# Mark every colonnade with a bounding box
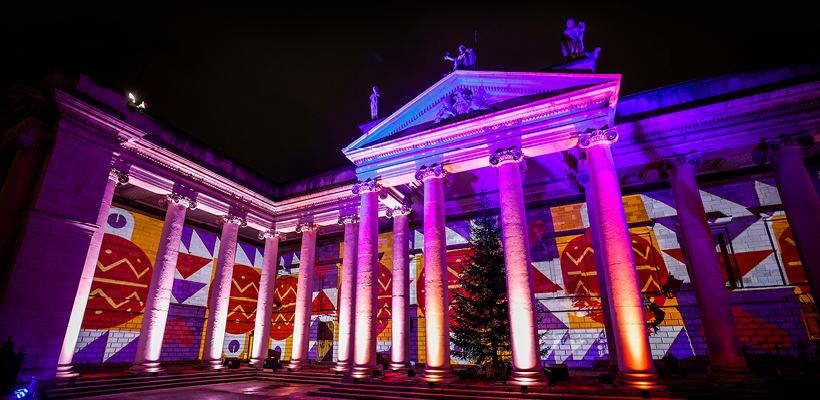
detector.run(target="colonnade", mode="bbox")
[52,130,820,388]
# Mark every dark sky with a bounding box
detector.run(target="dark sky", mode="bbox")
[3,2,818,183]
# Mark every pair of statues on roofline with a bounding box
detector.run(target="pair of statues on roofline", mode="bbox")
[367,18,600,120]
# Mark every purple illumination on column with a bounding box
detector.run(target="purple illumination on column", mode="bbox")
[389,205,412,372]
[579,174,619,372]
[580,129,663,390]
[57,168,128,378]
[759,134,820,301]
[491,149,548,386]
[334,214,358,373]
[130,192,196,374]
[665,153,753,382]
[416,165,458,384]
[289,222,322,371]
[352,180,380,378]
[201,214,244,371]
[250,229,284,368]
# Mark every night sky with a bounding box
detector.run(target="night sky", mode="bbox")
[3,2,818,183]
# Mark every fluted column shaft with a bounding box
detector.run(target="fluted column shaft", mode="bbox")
[582,182,619,371]
[492,151,547,386]
[765,140,820,299]
[416,166,457,384]
[57,169,127,378]
[334,216,359,372]
[131,193,195,374]
[666,155,752,380]
[201,215,243,370]
[390,208,412,371]
[580,130,661,390]
[289,224,320,370]
[250,230,283,368]
[352,187,379,378]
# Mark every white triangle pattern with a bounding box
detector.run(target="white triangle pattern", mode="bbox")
[102,332,139,362]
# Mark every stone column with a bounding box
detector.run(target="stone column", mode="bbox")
[0,133,45,293]
[288,222,322,371]
[56,168,128,379]
[755,133,820,300]
[352,180,381,378]
[578,173,619,372]
[415,165,457,384]
[250,229,285,368]
[201,214,245,371]
[578,129,662,390]
[488,149,547,386]
[388,205,412,372]
[130,193,197,374]
[663,153,753,382]
[334,214,359,373]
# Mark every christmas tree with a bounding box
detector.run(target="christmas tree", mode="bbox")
[450,191,511,366]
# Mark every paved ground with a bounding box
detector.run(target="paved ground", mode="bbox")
[77,382,335,400]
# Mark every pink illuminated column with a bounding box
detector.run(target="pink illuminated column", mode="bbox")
[201,214,245,371]
[288,222,323,371]
[757,134,820,300]
[578,173,619,372]
[352,180,381,378]
[664,153,753,381]
[489,149,547,386]
[579,129,662,390]
[250,229,285,368]
[56,168,128,378]
[415,165,457,384]
[130,193,197,374]
[335,214,359,373]
[388,205,412,372]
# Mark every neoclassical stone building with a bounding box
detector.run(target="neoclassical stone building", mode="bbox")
[2,56,819,389]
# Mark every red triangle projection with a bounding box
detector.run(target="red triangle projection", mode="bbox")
[662,248,774,283]
[176,252,213,279]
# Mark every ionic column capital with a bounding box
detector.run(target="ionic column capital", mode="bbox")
[489,147,526,171]
[577,172,591,188]
[217,214,247,227]
[386,204,414,219]
[337,214,359,225]
[414,164,452,185]
[295,222,324,234]
[15,133,38,150]
[752,132,815,165]
[657,152,703,179]
[258,229,285,241]
[108,167,130,184]
[577,128,618,148]
[159,192,197,210]
[352,179,388,199]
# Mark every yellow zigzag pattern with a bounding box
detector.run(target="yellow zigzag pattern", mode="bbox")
[97,258,150,279]
[233,279,259,293]
[89,288,144,309]
[566,247,594,265]
[276,286,296,300]
[227,304,255,321]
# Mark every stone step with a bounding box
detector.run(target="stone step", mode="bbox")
[53,369,255,388]
[43,374,252,400]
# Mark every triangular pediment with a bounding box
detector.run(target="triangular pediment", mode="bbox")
[344,70,620,152]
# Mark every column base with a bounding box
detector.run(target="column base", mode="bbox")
[707,366,761,385]
[287,359,312,371]
[128,362,166,376]
[615,372,666,391]
[390,361,411,372]
[334,361,354,373]
[507,368,549,386]
[55,364,79,380]
[249,358,264,369]
[200,359,224,372]
[351,364,378,379]
[421,366,458,384]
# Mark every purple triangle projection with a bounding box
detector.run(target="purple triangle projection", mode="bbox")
[701,181,760,209]
[536,302,568,330]
[238,243,258,267]
[179,226,194,253]
[196,230,218,257]
[71,332,108,364]
[641,189,677,211]
[171,279,207,304]
[105,336,139,363]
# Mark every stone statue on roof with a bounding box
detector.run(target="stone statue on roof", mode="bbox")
[444,45,477,73]
[561,19,585,60]
[370,86,380,120]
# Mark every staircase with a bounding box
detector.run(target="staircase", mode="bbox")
[42,369,342,399]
